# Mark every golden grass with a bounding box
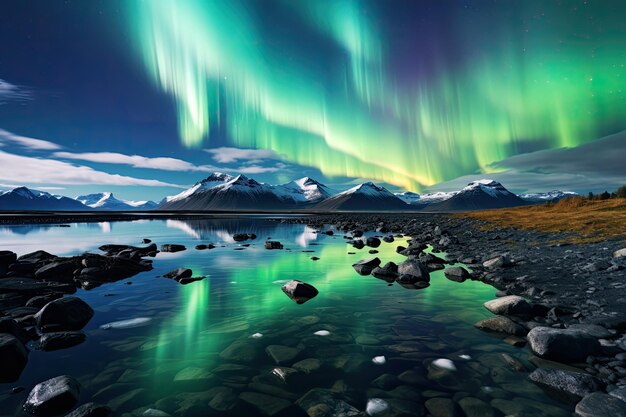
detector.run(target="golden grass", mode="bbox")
[459,197,626,243]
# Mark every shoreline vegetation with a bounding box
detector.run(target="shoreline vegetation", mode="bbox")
[462,197,626,244]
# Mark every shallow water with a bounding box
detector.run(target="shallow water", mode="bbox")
[0,218,573,416]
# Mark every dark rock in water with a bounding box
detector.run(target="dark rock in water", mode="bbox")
[39,332,86,351]
[239,391,291,416]
[382,235,394,243]
[266,345,300,365]
[233,233,255,242]
[352,230,364,237]
[366,237,381,248]
[35,260,78,282]
[0,277,74,296]
[418,253,446,264]
[178,277,205,285]
[142,238,151,244]
[575,392,626,417]
[163,268,192,280]
[0,250,17,275]
[425,397,459,417]
[322,230,334,236]
[17,250,56,264]
[527,327,601,362]
[352,257,381,275]
[567,324,612,339]
[371,262,399,282]
[296,388,365,417]
[397,259,430,282]
[444,267,469,282]
[396,245,406,253]
[0,333,28,382]
[474,316,527,336]
[483,255,513,269]
[352,240,365,249]
[160,244,186,253]
[23,375,81,416]
[195,244,208,250]
[78,254,153,284]
[219,340,259,363]
[99,243,157,257]
[36,297,94,332]
[281,280,318,304]
[64,402,111,417]
[0,317,30,342]
[483,295,532,316]
[458,397,496,417]
[529,368,604,401]
[26,294,63,309]
[265,241,284,250]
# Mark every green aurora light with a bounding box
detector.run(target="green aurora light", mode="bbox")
[127,0,626,191]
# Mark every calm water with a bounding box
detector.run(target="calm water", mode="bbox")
[0,218,572,416]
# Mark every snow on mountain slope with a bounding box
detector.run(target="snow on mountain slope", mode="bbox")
[274,177,335,204]
[164,172,235,204]
[76,192,158,210]
[0,187,89,211]
[426,179,526,211]
[314,182,409,211]
[395,191,457,206]
[520,190,579,203]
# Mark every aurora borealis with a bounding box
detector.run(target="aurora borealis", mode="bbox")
[127,0,626,191]
[0,0,625,198]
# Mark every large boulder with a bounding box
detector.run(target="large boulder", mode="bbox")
[36,297,94,332]
[163,268,192,280]
[64,402,111,417]
[474,316,527,336]
[444,267,469,282]
[366,237,381,248]
[23,375,81,416]
[296,388,365,417]
[0,333,28,382]
[281,280,318,304]
[352,257,381,276]
[613,248,626,258]
[529,368,604,401]
[397,259,430,282]
[0,250,17,275]
[39,332,86,351]
[575,392,626,417]
[160,244,186,253]
[527,327,601,362]
[371,262,398,281]
[483,295,531,316]
[483,255,512,269]
[35,260,78,281]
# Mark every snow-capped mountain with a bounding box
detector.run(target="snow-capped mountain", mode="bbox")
[274,177,335,204]
[0,187,89,211]
[159,173,292,210]
[314,182,409,211]
[520,190,579,203]
[426,179,526,211]
[395,191,457,206]
[76,193,158,210]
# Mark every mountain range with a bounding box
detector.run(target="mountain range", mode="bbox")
[0,174,578,212]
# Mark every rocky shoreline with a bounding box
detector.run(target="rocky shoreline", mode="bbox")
[1,213,625,416]
[277,213,626,415]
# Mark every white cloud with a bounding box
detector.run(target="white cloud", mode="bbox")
[205,147,279,163]
[0,150,185,188]
[0,79,31,104]
[0,129,61,150]
[238,165,281,174]
[53,151,219,172]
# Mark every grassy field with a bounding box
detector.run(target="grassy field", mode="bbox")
[461,197,626,243]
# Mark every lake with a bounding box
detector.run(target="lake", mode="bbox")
[0,217,573,416]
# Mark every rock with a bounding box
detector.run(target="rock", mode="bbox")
[281,280,318,304]
[0,250,17,274]
[163,268,192,280]
[64,402,111,417]
[17,250,56,264]
[36,297,94,332]
[35,260,78,281]
[177,276,205,285]
[444,267,469,282]
[483,295,531,316]
[529,368,604,401]
[239,392,291,416]
[296,388,364,417]
[0,317,30,342]
[457,397,496,417]
[39,332,86,351]
[527,327,601,362]
[0,333,28,382]
[266,345,300,365]
[366,237,381,248]
[233,233,254,242]
[503,335,526,347]
[371,262,398,281]
[610,388,626,403]
[265,241,284,249]
[352,257,381,275]
[160,244,186,253]
[425,397,459,417]
[23,375,81,416]
[293,358,321,374]
[397,259,430,282]
[219,340,258,363]
[614,248,626,258]
[352,240,365,249]
[382,235,394,243]
[568,324,612,339]
[173,367,212,383]
[575,392,626,417]
[474,316,527,336]
[482,255,512,269]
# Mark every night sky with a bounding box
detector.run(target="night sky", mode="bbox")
[1,0,625,201]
